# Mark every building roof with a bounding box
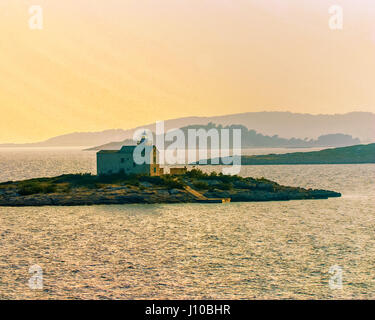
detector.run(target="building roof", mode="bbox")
[97,150,119,154]
[97,145,154,154]
[119,145,137,153]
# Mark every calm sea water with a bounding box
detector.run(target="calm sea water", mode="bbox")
[0,148,374,299]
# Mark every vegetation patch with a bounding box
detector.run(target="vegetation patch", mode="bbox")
[0,168,342,206]
[193,181,209,190]
[18,182,57,196]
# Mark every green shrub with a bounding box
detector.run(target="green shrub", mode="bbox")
[61,185,72,193]
[216,174,237,183]
[139,175,164,185]
[158,175,185,189]
[54,173,97,187]
[18,185,43,196]
[193,181,209,190]
[186,169,208,179]
[0,181,14,186]
[18,183,57,195]
[216,182,233,190]
[44,185,57,193]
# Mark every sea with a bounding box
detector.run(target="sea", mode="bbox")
[0,147,374,299]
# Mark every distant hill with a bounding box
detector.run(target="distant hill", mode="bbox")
[198,143,375,165]
[88,123,360,150]
[0,111,373,147]
[207,111,375,142]
[0,129,128,148]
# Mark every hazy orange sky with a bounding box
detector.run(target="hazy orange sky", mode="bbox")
[0,0,374,143]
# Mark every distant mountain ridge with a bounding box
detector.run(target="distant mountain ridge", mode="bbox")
[0,111,373,148]
[87,123,360,150]
[0,129,127,148]
[208,111,375,142]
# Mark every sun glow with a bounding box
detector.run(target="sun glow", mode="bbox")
[0,0,374,143]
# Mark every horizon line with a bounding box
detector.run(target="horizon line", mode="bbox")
[0,110,373,145]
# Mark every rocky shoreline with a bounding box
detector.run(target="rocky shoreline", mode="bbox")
[0,171,341,207]
[0,185,197,206]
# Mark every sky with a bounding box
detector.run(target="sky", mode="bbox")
[0,0,374,143]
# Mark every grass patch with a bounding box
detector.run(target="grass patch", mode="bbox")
[193,181,209,190]
[216,182,233,190]
[6,169,279,197]
[18,183,57,196]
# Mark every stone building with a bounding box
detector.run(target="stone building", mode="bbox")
[97,140,163,176]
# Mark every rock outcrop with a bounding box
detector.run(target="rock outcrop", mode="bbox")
[0,171,341,207]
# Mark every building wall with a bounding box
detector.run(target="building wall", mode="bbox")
[97,152,151,175]
[97,146,161,176]
[150,163,163,176]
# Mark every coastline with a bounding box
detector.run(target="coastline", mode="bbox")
[195,143,375,165]
[0,171,341,207]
